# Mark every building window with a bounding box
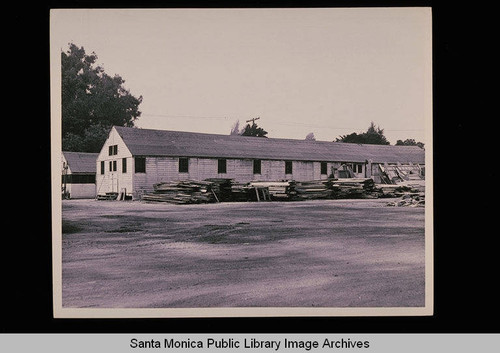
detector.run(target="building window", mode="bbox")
[100,161,104,175]
[122,158,127,173]
[109,161,113,172]
[321,162,328,175]
[179,157,189,173]
[64,174,96,184]
[135,157,146,173]
[285,161,293,174]
[62,174,96,184]
[113,160,117,171]
[253,159,261,174]
[218,159,227,174]
[353,164,362,173]
[108,145,118,156]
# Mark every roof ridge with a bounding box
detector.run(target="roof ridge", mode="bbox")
[114,125,423,149]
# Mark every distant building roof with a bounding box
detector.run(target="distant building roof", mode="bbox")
[62,151,98,174]
[114,126,425,164]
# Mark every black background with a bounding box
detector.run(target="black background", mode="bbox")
[3,0,498,334]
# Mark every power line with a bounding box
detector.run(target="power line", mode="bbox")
[141,113,424,132]
[269,121,424,132]
[142,113,229,120]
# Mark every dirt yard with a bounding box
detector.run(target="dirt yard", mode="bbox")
[61,199,425,308]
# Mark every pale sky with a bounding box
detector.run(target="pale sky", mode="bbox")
[50,8,432,144]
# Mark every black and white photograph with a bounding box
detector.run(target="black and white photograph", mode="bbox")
[50,7,433,318]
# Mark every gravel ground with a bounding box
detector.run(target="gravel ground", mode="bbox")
[61,198,425,308]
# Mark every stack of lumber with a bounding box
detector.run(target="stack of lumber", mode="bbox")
[375,179,425,198]
[330,178,378,199]
[374,184,411,198]
[96,192,118,200]
[398,179,425,192]
[204,178,233,202]
[248,181,297,201]
[289,178,381,200]
[294,180,333,200]
[142,180,216,204]
[379,164,423,184]
[230,183,251,202]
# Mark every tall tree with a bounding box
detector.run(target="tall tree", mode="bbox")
[61,43,143,152]
[305,132,316,141]
[240,121,268,137]
[396,138,425,149]
[230,120,241,135]
[335,122,390,145]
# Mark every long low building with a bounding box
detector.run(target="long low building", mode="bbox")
[96,126,425,200]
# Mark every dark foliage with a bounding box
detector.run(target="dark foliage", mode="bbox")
[61,43,143,152]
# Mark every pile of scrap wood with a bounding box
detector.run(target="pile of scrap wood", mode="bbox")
[230,183,251,202]
[294,179,332,200]
[248,181,297,201]
[204,178,233,202]
[386,193,425,207]
[139,177,425,204]
[142,180,217,204]
[96,192,118,200]
[379,164,423,184]
[331,178,379,199]
[270,178,383,201]
[375,179,425,198]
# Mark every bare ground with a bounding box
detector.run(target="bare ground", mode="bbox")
[61,199,425,308]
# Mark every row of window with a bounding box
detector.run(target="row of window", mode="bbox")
[100,157,147,174]
[100,159,129,174]
[62,174,96,184]
[348,163,363,174]
[100,158,360,175]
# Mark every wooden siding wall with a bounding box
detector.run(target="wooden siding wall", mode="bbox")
[96,128,133,196]
[133,157,176,197]
[133,158,355,198]
[65,184,96,199]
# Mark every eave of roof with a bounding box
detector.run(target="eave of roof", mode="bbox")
[62,151,99,173]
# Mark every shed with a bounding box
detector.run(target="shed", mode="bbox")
[62,151,98,199]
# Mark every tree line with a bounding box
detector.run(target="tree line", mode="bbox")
[61,43,423,152]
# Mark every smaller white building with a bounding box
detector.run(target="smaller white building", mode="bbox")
[62,151,98,199]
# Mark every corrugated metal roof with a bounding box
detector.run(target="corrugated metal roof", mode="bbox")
[62,151,98,174]
[114,126,425,164]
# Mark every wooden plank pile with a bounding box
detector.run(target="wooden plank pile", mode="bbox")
[230,183,252,202]
[139,177,425,204]
[96,192,118,200]
[330,178,378,199]
[142,180,217,204]
[294,179,333,200]
[379,164,423,184]
[248,181,297,201]
[204,178,233,202]
[375,184,412,198]
[386,193,425,207]
[375,180,425,198]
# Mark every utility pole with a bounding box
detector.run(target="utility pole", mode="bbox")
[246,117,260,125]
